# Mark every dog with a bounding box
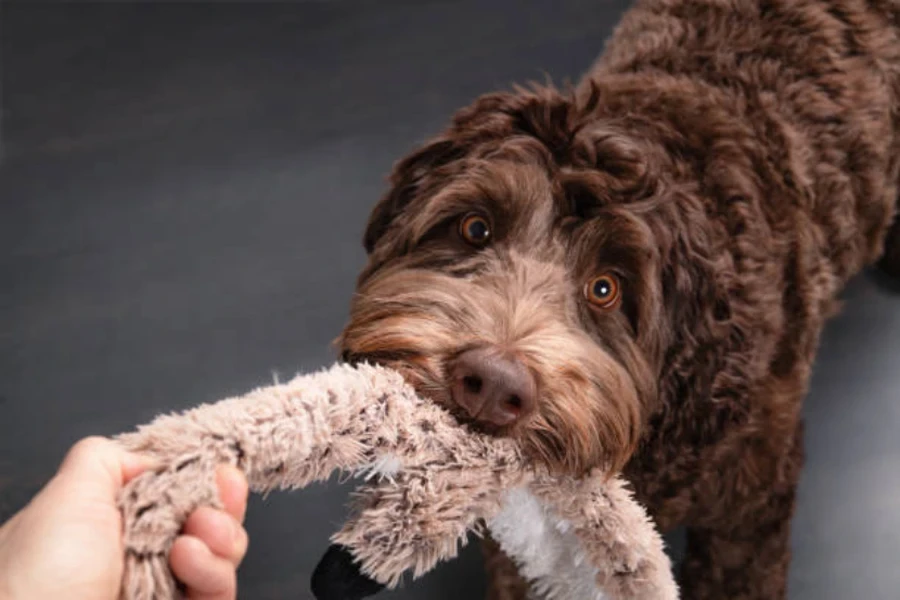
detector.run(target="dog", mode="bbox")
[337,0,900,598]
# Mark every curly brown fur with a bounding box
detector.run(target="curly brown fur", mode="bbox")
[880,217,900,278]
[339,0,900,598]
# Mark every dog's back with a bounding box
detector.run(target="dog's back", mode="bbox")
[589,0,900,283]
[565,2,900,596]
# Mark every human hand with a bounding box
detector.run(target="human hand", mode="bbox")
[0,436,249,600]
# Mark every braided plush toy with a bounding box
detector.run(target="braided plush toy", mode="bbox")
[114,362,678,600]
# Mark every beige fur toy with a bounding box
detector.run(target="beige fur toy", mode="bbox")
[114,362,677,600]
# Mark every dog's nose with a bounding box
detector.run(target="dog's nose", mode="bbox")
[450,347,537,427]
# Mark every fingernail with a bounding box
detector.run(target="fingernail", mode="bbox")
[120,452,159,482]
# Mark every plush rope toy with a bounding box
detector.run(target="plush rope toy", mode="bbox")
[114,362,678,600]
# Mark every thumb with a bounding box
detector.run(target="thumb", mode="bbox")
[51,437,154,500]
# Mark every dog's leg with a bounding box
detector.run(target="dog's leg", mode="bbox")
[678,421,805,600]
[877,212,900,279]
[481,536,529,600]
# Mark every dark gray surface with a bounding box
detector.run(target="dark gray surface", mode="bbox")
[1,2,897,599]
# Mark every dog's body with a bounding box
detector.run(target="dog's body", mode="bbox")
[339,1,900,598]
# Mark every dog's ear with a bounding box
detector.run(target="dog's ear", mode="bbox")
[452,86,575,158]
[567,124,659,203]
[363,137,462,254]
[362,85,576,254]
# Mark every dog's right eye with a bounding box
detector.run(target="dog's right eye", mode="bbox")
[585,273,621,310]
[458,213,492,247]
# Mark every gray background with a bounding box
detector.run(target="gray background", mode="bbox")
[1,1,898,598]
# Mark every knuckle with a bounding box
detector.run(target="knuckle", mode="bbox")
[67,436,112,460]
[233,527,249,564]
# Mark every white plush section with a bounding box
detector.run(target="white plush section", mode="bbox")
[356,452,404,482]
[488,486,606,600]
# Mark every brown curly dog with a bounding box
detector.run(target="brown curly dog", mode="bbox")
[338,0,900,598]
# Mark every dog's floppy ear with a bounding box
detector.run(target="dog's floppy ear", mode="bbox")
[362,84,575,254]
[567,124,659,202]
[363,137,463,254]
[452,85,575,159]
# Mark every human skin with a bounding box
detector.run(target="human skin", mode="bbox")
[0,436,250,600]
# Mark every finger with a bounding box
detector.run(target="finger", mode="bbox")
[54,436,154,497]
[121,451,158,483]
[182,507,248,566]
[215,465,248,523]
[170,535,237,600]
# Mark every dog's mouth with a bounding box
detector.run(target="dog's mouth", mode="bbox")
[340,346,639,476]
[340,349,513,434]
[339,349,443,399]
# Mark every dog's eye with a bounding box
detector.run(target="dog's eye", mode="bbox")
[459,213,492,246]
[585,273,621,309]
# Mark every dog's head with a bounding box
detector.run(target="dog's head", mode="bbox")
[338,84,708,476]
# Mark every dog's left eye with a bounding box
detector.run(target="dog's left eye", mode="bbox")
[459,213,492,247]
[585,273,621,310]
